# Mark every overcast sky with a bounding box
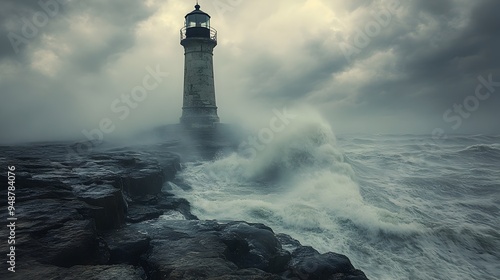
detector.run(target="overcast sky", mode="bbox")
[0,0,499,143]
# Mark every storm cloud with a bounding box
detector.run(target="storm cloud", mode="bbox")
[1,0,499,143]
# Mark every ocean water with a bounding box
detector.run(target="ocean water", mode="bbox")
[170,116,500,280]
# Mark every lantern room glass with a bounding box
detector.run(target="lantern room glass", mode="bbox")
[186,14,210,28]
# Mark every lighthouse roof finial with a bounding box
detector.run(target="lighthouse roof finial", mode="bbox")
[185,1,210,19]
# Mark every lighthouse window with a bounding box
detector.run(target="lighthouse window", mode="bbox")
[186,14,210,28]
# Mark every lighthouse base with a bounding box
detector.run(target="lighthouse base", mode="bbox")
[180,107,220,129]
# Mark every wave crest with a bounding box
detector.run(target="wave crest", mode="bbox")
[179,108,423,236]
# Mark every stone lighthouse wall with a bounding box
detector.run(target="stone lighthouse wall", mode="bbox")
[180,38,220,128]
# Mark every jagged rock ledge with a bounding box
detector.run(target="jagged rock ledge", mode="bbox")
[0,142,368,280]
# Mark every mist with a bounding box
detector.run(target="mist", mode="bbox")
[1,0,499,144]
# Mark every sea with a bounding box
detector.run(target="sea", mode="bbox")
[169,114,500,280]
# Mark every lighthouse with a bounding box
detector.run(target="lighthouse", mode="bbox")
[179,3,220,128]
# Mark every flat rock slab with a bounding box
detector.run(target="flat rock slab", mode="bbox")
[126,204,165,223]
[7,262,145,280]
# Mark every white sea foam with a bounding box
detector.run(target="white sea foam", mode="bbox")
[171,108,499,280]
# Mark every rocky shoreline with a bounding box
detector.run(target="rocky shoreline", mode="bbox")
[0,141,368,279]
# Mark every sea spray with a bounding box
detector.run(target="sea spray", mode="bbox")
[169,109,500,279]
[171,108,431,280]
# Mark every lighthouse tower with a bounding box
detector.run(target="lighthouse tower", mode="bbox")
[179,3,220,128]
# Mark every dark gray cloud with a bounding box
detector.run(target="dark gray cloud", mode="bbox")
[238,0,500,134]
[0,0,156,143]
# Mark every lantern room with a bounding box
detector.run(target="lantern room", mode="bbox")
[182,4,216,40]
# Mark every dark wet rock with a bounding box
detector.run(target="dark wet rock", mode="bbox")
[74,184,127,230]
[131,194,160,205]
[221,222,291,273]
[139,220,237,279]
[276,233,302,252]
[158,154,182,181]
[168,178,193,191]
[121,167,165,197]
[12,198,87,235]
[156,195,198,220]
[106,152,180,198]
[9,218,107,267]
[8,261,145,280]
[155,195,189,209]
[0,177,74,205]
[125,192,197,221]
[0,142,368,279]
[126,204,164,223]
[209,269,282,280]
[286,246,368,280]
[38,219,107,267]
[0,195,112,268]
[66,264,146,279]
[103,227,151,265]
[0,145,182,272]
[130,220,367,279]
